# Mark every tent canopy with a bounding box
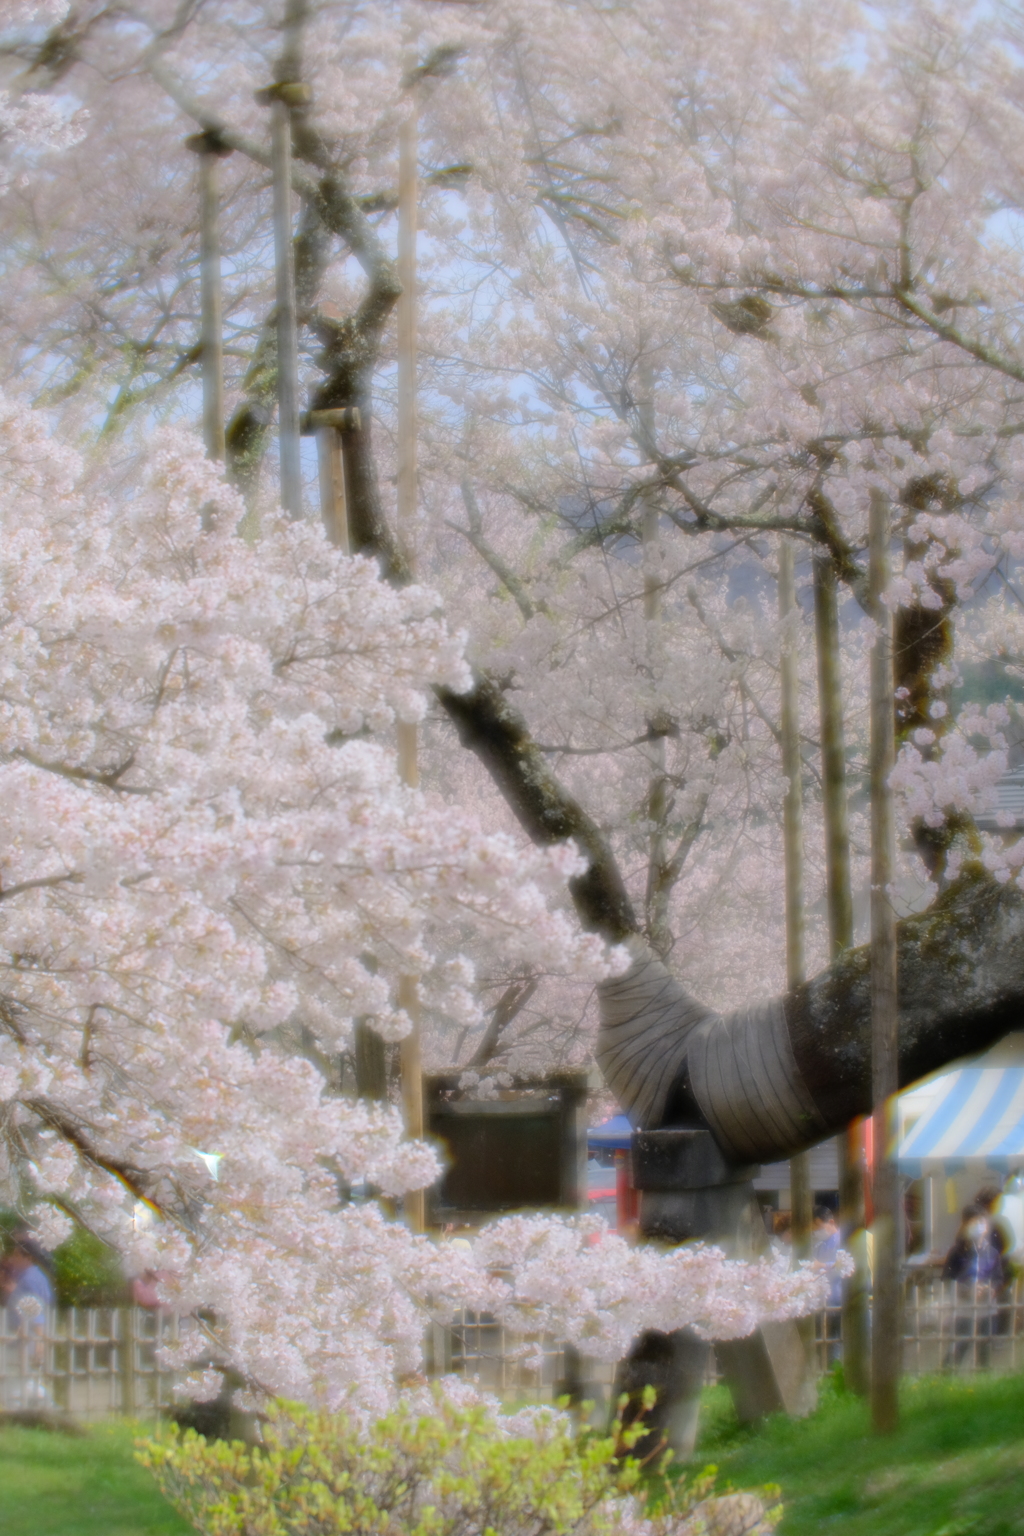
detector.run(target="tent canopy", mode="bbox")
[898,1068,1024,1177]
[587,1114,632,1151]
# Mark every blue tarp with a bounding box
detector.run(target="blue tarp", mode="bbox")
[587,1114,632,1150]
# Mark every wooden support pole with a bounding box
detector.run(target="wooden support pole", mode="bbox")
[311,407,360,554]
[397,101,424,1232]
[813,554,854,955]
[639,366,671,959]
[185,132,232,462]
[868,488,900,1432]
[258,84,308,519]
[310,405,386,1100]
[397,109,418,561]
[813,550,870,1394]
[779,541,811,1258]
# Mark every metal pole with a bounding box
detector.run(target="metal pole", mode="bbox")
[186,133,231,462]
[397,100,424,1231]
[814,550,871,1395]
[868,488,900,1432]
[259,86,307,518]
[779,541,812,1258]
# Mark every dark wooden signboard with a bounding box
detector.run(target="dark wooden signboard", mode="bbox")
[424,1072,588,1227]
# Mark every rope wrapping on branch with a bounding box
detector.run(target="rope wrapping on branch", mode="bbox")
[687,997,827,1162]
[596,938,716,1132]
[597,939,826,1163]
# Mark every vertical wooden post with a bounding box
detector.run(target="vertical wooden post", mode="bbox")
[311,406,359,554]
[639,365,671,959]
[397,108,418,564]
[779,541,812,1257]
[868,488,900,1432]
[310,403,386,1103]
[258,84,308,519]
[396,100,424,1231]
[813,554,854,952]
[119,1307,137,1417]
[186,132,232,462]
[200,150,225,463]
[813,550,870,1394]
[317,428,348,552]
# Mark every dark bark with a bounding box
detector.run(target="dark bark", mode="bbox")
[893,480,974,882]
[437,675,637,940]
[813,552,854,955]
[309,324,409,583]
[784,869,1024,1143]
[614,868,1023,1168]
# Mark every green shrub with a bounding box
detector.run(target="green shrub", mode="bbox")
[52,1226,126,1308]
[138,1393,781,1536]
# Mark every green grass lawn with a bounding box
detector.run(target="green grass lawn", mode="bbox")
[3,1375,1024,1536]
[690,1371,1024,1536]
[0,1418,193,1536]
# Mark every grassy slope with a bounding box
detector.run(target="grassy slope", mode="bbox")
[691,1372,1024,1536]
[3,1376,1024,1536]
[0,1419,192,1536]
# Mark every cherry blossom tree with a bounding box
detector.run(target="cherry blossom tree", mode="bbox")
[2,0,1024,1407]
[0,380,844,1409]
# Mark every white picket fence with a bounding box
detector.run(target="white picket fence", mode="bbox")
[4,1279,1024,1421]
[0,1307,188,1421]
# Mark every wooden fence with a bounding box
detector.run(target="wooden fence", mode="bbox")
[437,1277,1024,1401]
[4,1278,1023,1420]
[0,1307,187,1421]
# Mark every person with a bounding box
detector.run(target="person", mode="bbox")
[0,1227,55,1325]
[0,1227,55,1405]
[972,1186,1016,1337]
[771,1210,792,1247]
[941,1204,1003,1368]
[812,1205,843,1365]
[813,1205,840,1264]
[974,1186,1011,1259]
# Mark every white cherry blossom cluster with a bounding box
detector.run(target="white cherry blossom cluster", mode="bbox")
[0,399,645,1408]
[891,704,1010,833]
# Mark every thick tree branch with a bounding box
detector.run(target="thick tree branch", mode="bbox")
[600,869,1024,1161]
[437,675,637,940]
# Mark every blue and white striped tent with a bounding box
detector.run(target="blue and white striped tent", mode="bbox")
[898,1068,1024,1177]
